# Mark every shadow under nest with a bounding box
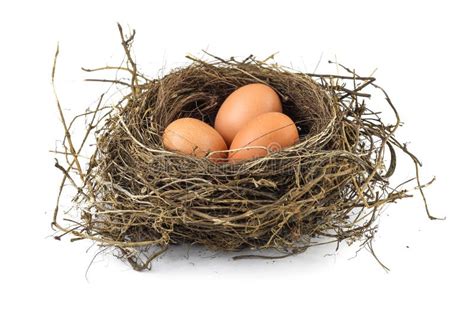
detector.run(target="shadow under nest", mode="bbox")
[52,27,432,271]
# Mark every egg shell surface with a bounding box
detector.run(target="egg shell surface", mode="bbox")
[214,83,282,146]
[163,118,227,160]
[229,112,299,162]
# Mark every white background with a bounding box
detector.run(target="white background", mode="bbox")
[1,0,473,315]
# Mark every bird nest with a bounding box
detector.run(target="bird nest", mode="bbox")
[52,25,433,271]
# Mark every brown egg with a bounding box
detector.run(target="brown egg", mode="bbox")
[229,112,299,163]
[214,83,282,146]
[163,118,227,161]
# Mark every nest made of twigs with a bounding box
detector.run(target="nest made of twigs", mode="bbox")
[52,25,433,271]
